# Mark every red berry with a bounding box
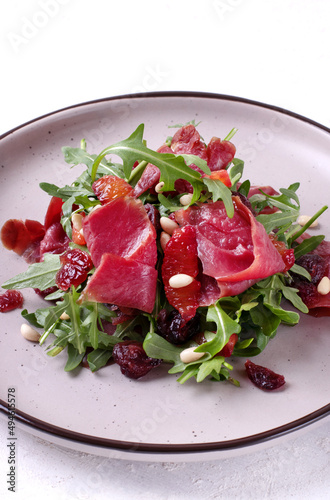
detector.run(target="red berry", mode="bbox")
[245,360,285,390]
[0,290,24,312]
[112,340,161,379]
[56,249,93,291]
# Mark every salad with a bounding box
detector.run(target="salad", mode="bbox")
[1,122,329,389]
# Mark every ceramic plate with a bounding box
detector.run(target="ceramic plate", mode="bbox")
[1,92,329,460]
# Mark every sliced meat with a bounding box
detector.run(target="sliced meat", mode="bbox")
[175,196,285,296]
[79,253,157,314]
[44,197,64,230]
[198,274,220,306]
[206,137,236,171]
[39,222,70,259]
[171,124,208,174]
[83,196,157,268]
[133,144,172,197]
[1,218,45,257]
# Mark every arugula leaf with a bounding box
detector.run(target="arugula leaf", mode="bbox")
[202,178,234,218]
[2,254,61,290]
[229,158,244,189]
[195,356,225,383]
[65,344,85,372]
[195,303,240,356]
[238,179,251,197]
[66,287,86,354]
[293,235,325,259]
[256,211,298,234]
[143,331,184,371]
[87,349,113,372]
[91,124,205,200]
[62,146,95,168]
[249,303,281,337]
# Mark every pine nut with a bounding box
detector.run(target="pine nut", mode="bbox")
[160,217,179,235]
[72,213,84,231]
[160,231,171,250]
[90,204,102,213]
[155,181,165,193]
[317,276,330,295]
[180,193,193,206]
[169,273,194,288]
[297,215,319,228]
[20,323,41,342]
[60,312,70,320]
[180,346,205,363]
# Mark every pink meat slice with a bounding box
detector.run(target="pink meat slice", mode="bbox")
[83,196,157,268]
[80,253,157,313]
[133,144,173,197]
[206,137,236,171]
[134,125,238,197]
[39,222,70,259]
[175,196,285,295]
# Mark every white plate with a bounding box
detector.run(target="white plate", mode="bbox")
[0,92,329,460]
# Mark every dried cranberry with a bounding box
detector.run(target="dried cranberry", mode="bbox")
[295,254,327,285]
[56,249,93,291]
[144,203,161,233]
[232,191,255,215]
[294,280,320,309]
[290,254,328,308]
[245,360,285,390]
[157,309,200,344]
[0,290,24,312]
[112,340,161,379]
[34,286,58,299]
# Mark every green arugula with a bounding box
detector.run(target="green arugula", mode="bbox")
[1,122,328,385]
[2,254,61,291]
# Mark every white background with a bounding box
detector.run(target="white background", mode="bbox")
[0,1,330,499]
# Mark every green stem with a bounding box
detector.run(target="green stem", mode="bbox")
[128,160,148,184]
[39,321,58,345]
[224,128,238,141]
[291,205,328,242]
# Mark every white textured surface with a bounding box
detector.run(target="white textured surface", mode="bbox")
[1,0,330,498]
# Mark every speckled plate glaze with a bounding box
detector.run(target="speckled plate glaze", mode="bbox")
[0,92,329,460]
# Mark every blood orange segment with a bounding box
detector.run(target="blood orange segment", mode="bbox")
[162,225,200,322]
[269,234,295,272]
[92,175,134,204]
[0,290,24,312]
[204,169,232,187]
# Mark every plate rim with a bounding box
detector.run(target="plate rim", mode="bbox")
[1,90,330,142]
[1,90,330,455]
[0,401,329,454]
